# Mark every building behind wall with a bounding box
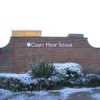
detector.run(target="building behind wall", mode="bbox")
[0,30,100,74]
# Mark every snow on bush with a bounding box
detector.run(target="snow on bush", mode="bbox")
[0,73,33,84]
[0,63,82,86]
[85,74,100,83]
[48,75,62,82]
[53,62,82,75]
[1,63,100,91]
[84,74,100,86]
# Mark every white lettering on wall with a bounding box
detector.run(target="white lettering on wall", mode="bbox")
[27,42,72,48]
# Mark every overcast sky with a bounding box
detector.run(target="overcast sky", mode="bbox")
[0,0,100,47]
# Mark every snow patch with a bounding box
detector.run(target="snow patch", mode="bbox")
[92,93,100,100]
[0,89,12,100]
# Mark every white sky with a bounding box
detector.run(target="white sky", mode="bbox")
[0,0,100,47]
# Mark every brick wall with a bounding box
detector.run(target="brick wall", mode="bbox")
[0,34,100,74]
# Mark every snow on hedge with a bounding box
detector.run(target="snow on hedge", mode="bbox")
[0,73,33,84]
[53,62,82,75]
[0,63,82,85]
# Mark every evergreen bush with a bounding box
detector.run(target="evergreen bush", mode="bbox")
[31,62,55,78]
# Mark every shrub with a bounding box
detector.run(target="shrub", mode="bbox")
[31,62,55,78]
[85,74,100,87]
[64,68,81,80]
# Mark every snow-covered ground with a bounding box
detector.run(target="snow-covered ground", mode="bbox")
[0,87,100,100]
